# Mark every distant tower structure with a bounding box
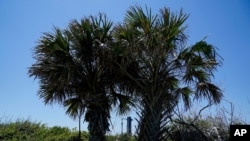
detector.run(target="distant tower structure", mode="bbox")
[127,116,132,135]
[121,116,133,135]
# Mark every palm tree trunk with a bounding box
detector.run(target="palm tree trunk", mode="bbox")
[87,105,110,141]
[137,97,163,141]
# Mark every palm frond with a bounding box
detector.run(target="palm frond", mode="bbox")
[64,97,85,120]
[195,82,223,104]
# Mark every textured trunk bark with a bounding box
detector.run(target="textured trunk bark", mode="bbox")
[137,99,163,141]
[87,105,110,141]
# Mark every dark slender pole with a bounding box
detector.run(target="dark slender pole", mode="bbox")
[78,113,81,141]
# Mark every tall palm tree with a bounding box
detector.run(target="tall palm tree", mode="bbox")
[29,14,132,141]
[113,6,223,141]
[66,15,113,141]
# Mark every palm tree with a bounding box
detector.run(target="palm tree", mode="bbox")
[29,14,132,141]
[66,15,113,141]
[113,6,223,141]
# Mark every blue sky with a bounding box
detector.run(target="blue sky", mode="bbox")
[1,0,250,134]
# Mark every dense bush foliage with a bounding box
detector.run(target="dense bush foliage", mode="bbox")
[0,119,137,141]
[0,119,89,141]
